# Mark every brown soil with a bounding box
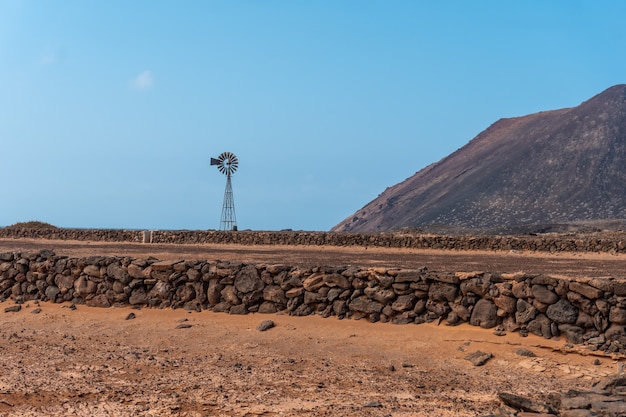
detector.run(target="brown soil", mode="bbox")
[0,238,625,416]
[2,238,626,278]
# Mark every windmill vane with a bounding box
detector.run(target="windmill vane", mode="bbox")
[211,152,238,231]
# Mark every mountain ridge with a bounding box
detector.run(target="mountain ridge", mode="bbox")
[332,84,626,234]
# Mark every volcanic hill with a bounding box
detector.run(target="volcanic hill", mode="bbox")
[332,84,626,234]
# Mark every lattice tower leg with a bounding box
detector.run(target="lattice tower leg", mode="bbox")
[220,174,237,231]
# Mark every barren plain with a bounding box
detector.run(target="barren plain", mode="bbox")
[1,238,626,416]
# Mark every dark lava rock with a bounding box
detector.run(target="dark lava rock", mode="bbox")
[257,319,275,332]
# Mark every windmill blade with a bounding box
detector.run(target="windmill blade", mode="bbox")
[229,160,238,174]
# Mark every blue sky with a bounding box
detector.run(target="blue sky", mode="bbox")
[1,1,625,231]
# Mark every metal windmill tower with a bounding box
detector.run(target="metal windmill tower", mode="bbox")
[210,152,238,231]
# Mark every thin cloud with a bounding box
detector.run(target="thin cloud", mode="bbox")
[40,53,58,66]
[130,70,154,91]
[39,48,66,66]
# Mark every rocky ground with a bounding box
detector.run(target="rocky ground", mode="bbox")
[1,301,621,417]
[1,238,626,416]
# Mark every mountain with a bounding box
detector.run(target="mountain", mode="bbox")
[332,85,626,234]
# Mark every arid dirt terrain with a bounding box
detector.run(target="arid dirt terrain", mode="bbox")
[1,238,626,416]
[3,237,626,277]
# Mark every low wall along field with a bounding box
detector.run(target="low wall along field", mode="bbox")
[2,248,626,356]
[2,227,626,253]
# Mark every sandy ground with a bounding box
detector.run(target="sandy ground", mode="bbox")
[0,302,620,417]
[1,238,625,416]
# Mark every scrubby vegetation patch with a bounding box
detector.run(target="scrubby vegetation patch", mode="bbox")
[5,221,57,230]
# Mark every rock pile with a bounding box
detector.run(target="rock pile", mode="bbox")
[2,250,626,354]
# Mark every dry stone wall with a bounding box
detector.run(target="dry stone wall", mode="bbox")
[3,249,626,355]
[2,227,626,253]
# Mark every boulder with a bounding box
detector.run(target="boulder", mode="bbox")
[127,263,145,279]
[594,312,610,332]
[531,275,557,286]
[229,304,248,315]
[460,278,490,297]
[186,268,201,282]
[470,299,498,328]
[177,284,196,303]
[531,284,558,304]
[74,276,97,298]
[285,287,304,298]
[430,272,460,285]
[263,285,286,305]
[83,265,100,278]
[568,281,604,299]
[190,283,204,306]
[107,263,130,284]
[465,350,493,366]
[613,281,626,296]
[221,285,240,305]
[4,305,21,313]
[605,324,626,341]
[348,296,383,314]
[426,300,450,317]
[391,294,416,312]
[207,280,223,305]
[45,285,60,302]
[451,304,470,321]
[575,311,595,329]
[546,299,578,324]
[55,274,75,291]
[257,320,275,331]
[558,323,584,344]
[511,281,533,298]
[86,294,110,308]
[364,287,396,304]
[333,299,347,315]
[212,302,231,313]
[151,260,183,271]
[112,280,125,294]
[429,282,458,302]
[292,304,312,316]
[258,302,277,314]
[494,295,517,314]
[323,273,350,289]
[527,314,552,338]
[327,287,343,302]
[498,392,556,414]
[302,273,326,291]
[234,265,263,294]
[609,306,626,325]
[304,290,324,304]
[148,281,171,301]
[566,291,593,314]
[394,271,422,283]
[0,253,14,262]
[128,288,147,305]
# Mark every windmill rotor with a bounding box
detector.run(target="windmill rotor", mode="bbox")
[211,151,238,176]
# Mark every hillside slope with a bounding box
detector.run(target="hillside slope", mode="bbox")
[333,85,626,233]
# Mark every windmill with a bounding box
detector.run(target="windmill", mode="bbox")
[210,152,238,231]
